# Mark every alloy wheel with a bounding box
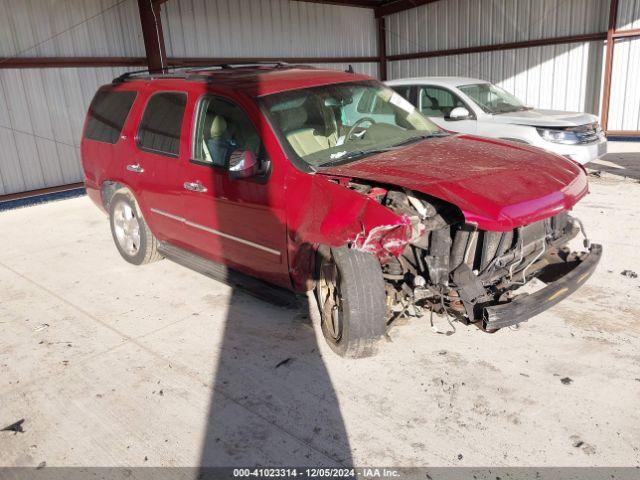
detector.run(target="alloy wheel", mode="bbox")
[318,253,343,341]
[113,201,141,256]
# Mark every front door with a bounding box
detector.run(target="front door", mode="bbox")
[417,85,477,134]
[178,94,290,288]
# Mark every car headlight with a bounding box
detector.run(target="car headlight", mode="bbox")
[536,128,580,145]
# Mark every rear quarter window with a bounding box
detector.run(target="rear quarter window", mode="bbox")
[84,90,137,144]
[137,92,187,157]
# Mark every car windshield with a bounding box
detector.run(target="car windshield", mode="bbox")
[260,81,443,168]
[458,83,529,114]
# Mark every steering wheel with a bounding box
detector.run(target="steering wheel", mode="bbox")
[346,117,377,141]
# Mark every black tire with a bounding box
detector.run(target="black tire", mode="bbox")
[315,246,387,358]
[109,190,162,266]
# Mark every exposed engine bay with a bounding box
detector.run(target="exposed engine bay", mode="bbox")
[345,179,595,331]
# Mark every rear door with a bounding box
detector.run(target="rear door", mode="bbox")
[417,85,477,134]
[81,88,137,195]
[125,89,191,247]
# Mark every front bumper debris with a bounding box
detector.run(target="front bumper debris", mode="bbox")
[483,244,603,330]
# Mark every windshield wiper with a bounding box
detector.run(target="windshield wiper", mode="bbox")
[318,147,396,167]
[494,106,529,114]
[317,133,449,167]
[390,132,447,148]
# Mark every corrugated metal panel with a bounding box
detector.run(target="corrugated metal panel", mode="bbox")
[608,37,640,130]
[0,67,128,195]
[617,0,640,29]
[0,0,144,58]
[388,41,604,114]
[386,0,609,56]
[162,0,377,58]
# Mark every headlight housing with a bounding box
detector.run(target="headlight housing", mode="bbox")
[536,127,580,145]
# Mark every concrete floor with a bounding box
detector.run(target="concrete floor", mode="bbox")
[1,147,639,467]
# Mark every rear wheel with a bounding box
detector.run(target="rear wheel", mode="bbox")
[315,246,387,358]
[109,190,162,265]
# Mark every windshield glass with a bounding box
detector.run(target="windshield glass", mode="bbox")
[458,83,528,114]
[260,81,443,168]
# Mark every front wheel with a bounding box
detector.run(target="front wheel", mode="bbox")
[315,246,387,358]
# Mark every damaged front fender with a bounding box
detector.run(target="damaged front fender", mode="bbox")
[285,173,417,290]
[352,218,423,260]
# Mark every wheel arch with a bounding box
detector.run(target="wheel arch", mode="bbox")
[101,180,132,211]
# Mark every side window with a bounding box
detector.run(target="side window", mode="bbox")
[391,85,412,101]
[193,96,262,167]
[137,92,187,157]
[84,90,136,144]
[419,86,465,118]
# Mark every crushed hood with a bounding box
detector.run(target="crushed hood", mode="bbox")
[320,135,589,231]
[488,109,598,128]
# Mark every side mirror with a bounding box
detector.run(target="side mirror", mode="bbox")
[449,107,471,120]
[228,149,258,180]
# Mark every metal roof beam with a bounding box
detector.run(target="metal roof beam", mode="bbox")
[290,0,381,8]
[375,0,440,18]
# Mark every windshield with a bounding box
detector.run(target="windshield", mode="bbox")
[458,83,528,114]
[260,81,443,168]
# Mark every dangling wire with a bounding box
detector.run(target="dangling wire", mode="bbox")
[429,291,456,335]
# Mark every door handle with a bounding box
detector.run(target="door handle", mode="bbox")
[183,181,207,193]
[126,164,144,173]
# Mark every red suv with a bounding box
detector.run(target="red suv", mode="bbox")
[81,64,601,357]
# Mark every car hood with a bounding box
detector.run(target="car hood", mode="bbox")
[320,135,588,231]
[488,108,598,128]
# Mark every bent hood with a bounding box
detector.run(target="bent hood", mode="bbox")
[489,109,598,128]
[321,135,588,231]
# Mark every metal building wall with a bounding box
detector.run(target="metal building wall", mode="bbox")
[160,0,378,77]
[0,0,377,196]
[0,0,143,196]
[385,0,608,115]
[607,0,640,131]
[618,0,640,29]
[0,0,143,57]
[386,0,607,55]
[0,67,131,196]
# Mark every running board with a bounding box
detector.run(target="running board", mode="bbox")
[158,242,300,309]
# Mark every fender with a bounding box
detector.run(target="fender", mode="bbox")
[285,172,415,291]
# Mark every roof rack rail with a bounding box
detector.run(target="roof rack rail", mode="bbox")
[111,61,297,84]
[112,64,188,84]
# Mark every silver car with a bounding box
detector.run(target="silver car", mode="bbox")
[386,76,607,165]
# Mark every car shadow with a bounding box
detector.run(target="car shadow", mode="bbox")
[587,151,640,181]
[197,289,353,467]
[192,90,353,468]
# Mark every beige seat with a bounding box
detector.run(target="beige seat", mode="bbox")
[202,115,228,163]
[281,107,338,157]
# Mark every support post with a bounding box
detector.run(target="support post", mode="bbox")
[136,0,167,73]
[601,0,619,131]
[377,16,387,81]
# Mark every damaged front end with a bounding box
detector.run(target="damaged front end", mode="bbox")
[346,180,602,331]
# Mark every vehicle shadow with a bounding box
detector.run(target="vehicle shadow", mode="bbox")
[197,289,352,467]
[193,92,353,468]
[587,152,640,181]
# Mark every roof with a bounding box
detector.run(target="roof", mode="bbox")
[114,65,374,97]
[386,76,490,88]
